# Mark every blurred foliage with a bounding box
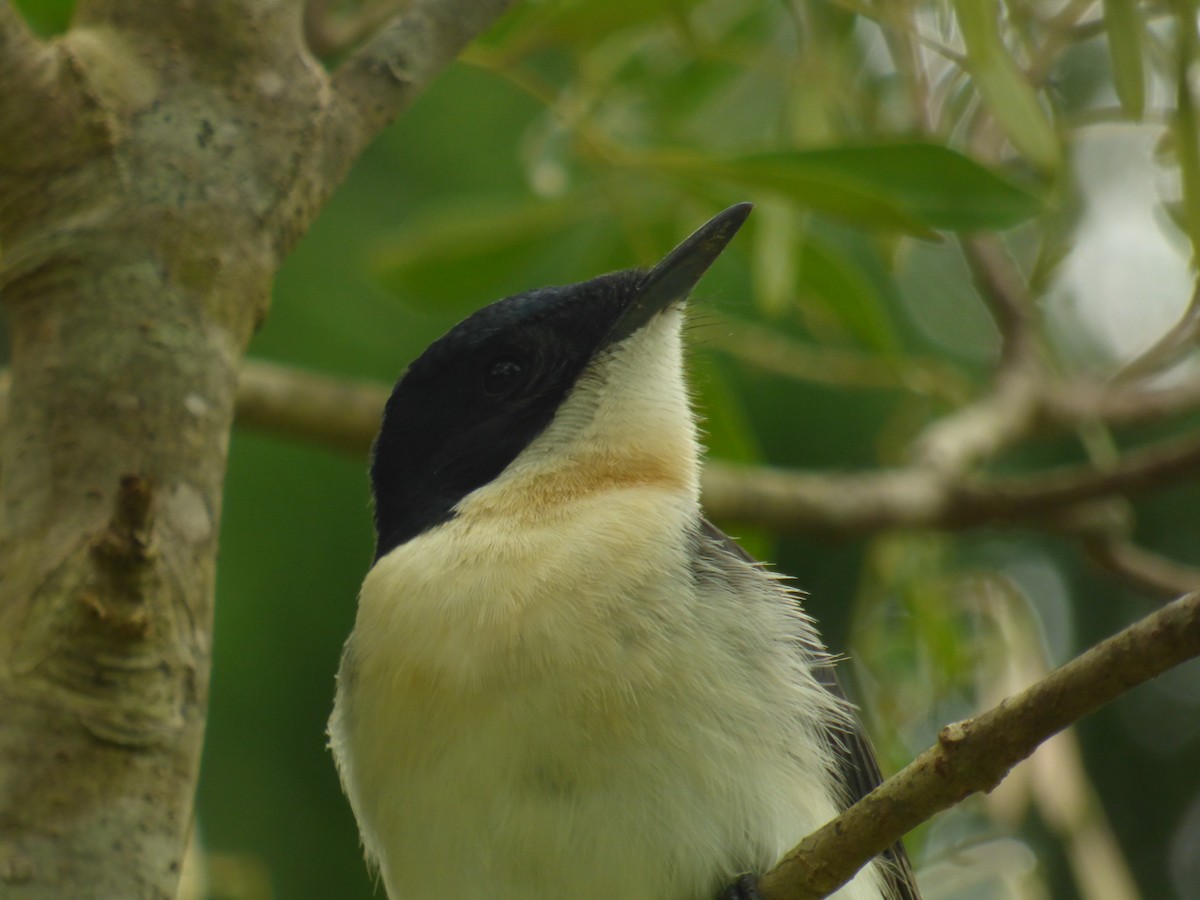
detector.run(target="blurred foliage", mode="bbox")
[12,0,1200,898]
[213,1,1200,898]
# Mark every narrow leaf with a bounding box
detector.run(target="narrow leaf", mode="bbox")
[750,200,799,317]
[1104,0,1146,118]
[764,144,1043,231]
[955,0,1061,172]
[370,197,597,312]
[647,149,934,235]
[646,143,1041,234]
[1175,4,1200,263]
[797,239,900,353]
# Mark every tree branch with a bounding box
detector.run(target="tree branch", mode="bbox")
[221,368,1200,534]
[1083,534,1200,597]
[1040,376,1200,429]
[702,464,947,534]
[911,235,1042,473]
[235,359,388,455]
[756,590,1200,900]
[169,359,1200,534]
[0,2,43,107]
[323,0,515,184]
[702,421,1200,533]
[960,234,1037,366]
[952,427,1200,521]
[7,358,1197,542]
[712,325,1200,433]
[1110,276,1200,383]
[710,321,972,402]
[305,0,406,58]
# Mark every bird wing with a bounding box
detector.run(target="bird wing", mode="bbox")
[699,519,922,900]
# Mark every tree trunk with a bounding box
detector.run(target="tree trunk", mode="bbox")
[0,1,510,894]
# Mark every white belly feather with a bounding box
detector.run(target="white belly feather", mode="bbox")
[328,484,885,900]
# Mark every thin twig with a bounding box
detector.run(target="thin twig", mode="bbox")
[951,426,1200,522]
[1084,534,1200,597]
[756,590,1200,900]
[236,359,388,455]
[1024,0,1102,87]
[875,1,934,133]
[959,235,1037,365]
[910,366,1042,474]
[1040,376,1200,428]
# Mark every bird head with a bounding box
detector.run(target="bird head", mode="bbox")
[370,203,752,560]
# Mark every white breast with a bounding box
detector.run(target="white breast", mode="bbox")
[328,481,885,900]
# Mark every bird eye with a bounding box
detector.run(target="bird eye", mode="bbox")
[483,355,528,396]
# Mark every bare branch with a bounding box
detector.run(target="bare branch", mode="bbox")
[959,235,1037,365]
[911,364,1042,474]
[701,463,945,534]
[324,0,515,183]
[702,423,1200,533]
[1041,376,1200,428]
[1084,534,1200,597]
[235,359,387,455]
[0,363,386,457]
[10,357,1197,543]
[1028,497,1200,598]
[956,427,1200,520]
[756,590,1200,900]
[136,362,1200,535]
[717,327,1200,436]
[912,236,1042,472]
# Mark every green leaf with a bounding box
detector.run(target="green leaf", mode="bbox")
[749,200,798,318]
[13,0,72,35]
[647,149,934,236]
[482,0,702,53]
[1175,1,1200,262]
[796,238,899,353]
[776,144,1043,231]
[955,0,1061,172]
[369,197,599,314]
[646,143,1042,234]
[1104,0,1146,119]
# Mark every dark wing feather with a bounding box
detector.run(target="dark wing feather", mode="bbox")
[699,519,921,900]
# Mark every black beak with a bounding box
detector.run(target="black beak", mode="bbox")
[606,202,753,345]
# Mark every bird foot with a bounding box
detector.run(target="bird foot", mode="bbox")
[718,874,762,900]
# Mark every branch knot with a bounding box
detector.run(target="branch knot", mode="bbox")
[90,474,157,570]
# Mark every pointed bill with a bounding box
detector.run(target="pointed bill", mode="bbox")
[606,202,753,344]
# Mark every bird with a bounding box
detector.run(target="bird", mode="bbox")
[328,203,920,900]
